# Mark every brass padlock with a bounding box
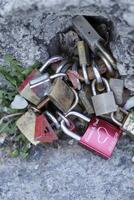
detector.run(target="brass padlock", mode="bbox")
[16,109,40,145]
[48,78,79,113]
[91,77,117,116]
[18,56,63,105]
[111,108,134,140]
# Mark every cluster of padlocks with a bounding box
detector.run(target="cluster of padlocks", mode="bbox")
[16,16,134,159]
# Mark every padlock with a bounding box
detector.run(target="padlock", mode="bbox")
[72,15,116,68]
[29,73,66,100]
[16,109,39,145]
[109,78,124,105]
[48,78,79,113]
[91,77,117,116]
[77,40,90,84]
[34,112,58,143]
[66,69,81,90]
[111,108,134,140]
[61,111,121,158]
[18,56,63,105]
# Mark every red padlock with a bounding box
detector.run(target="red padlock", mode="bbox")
[61,111,122,158]
[18,56,64,105]
[34,112,58,143]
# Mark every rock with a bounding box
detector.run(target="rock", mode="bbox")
[125,76,134,91]
[124,96,134,110]
[10,95,28,109]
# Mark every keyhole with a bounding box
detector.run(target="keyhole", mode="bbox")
[88,31,90,35]
[44,127,50,134]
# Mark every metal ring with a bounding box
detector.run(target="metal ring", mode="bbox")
[92,62,105,91]
[45,111,60,129]
[57,112,70,128]
[39,56,64,73]
[98,51,114,76]
[81,64,90,85]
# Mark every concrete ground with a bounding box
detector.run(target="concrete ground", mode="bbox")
[0,1,134,199]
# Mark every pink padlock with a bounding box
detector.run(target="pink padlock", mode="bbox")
[61,111,122,158]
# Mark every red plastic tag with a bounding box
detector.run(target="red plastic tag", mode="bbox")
[34,114,58,143]
[80,117,122,158]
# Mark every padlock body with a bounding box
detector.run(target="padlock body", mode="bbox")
[123,112,134,139]
[92,91,117,116]
[48,78,74,113]
[34,114,58,143]
[16,110,39,145]
[18,69,40,105]
[80,117,122,158]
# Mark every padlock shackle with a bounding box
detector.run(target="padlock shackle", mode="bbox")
[92,77,110,96]
[45,111,60,129]
[96,42,116,69]
[39,56,64,73]
[30,73,66,88]
[92,62,104,91]
[29,73,49,86]
[61,111,90,141]
[65,111,90,122]
[57,111,70,128]
[61,120,81,141]
[65,88,79,114]
[81,64,90,85]
[56,60,71,73]
[111,107,129,127]
[97,51,114,77]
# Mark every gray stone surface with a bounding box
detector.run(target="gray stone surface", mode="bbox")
[0,0,134,199]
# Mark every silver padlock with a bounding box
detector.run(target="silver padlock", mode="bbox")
[91,77,117,116]
[72,16,116,69]
[111,108,134,140]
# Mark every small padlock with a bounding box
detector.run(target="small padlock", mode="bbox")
[109,78,124,105]
[29,73,66,100]
[91,77,117,116]
[18,56,63,105]
[111,108,134,140]
[48,78,79,113]
[34,112,58,143]
[16,109,40,145]
[61,111,121,158]
[72,15,116,68]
